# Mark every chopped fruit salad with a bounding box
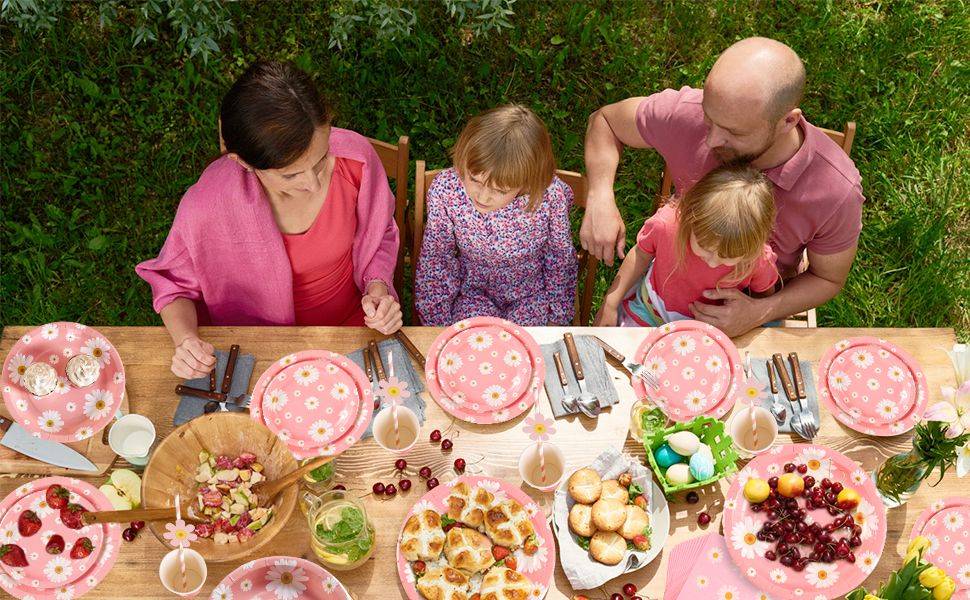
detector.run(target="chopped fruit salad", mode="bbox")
[192,451,273,544]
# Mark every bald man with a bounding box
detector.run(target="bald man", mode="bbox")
[582,37,863,336]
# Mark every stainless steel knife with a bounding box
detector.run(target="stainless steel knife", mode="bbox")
[0,416,98,472]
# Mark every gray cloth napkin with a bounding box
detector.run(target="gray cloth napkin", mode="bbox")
[344,338,426,440]
[174,350,255,426]
[541,335,619,418]
[749,356,819,433]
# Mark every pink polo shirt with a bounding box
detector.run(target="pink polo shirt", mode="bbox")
[636,86,864,276]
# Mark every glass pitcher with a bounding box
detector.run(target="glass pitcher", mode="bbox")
[298,456,338,515]
[305,489,375,571]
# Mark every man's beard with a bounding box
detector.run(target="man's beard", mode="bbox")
[712,133,775,165]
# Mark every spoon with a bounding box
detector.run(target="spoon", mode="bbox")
[82,506,202,526]
[251,455,333,507]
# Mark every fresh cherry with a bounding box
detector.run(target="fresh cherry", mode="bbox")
[430,429,442,443]
[395,459,407,471]
[427,478,439,489]
[622,583,638,596]
[372,482,385,495]
[697,512,711,526]
[419,466,432,479]
[399,479,412,491]
[332,484,347,491]
[122,527,137,542]
[454,458,466,473]
[130,520,145,531]
[797,464,808,474]
[784,463,796,473]
[384,484,397,497]
[685,491,699,504]
[610,594,623,600]
[441,439,453,451]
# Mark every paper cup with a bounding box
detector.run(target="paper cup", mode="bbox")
[159,548,207,597]
[108,414,156,466]
[728,406,778,458]
[519,442,565,492]
[372,405,419,453]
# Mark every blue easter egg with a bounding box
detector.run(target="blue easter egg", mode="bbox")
[654,443,685,469]
[689,450,715,481]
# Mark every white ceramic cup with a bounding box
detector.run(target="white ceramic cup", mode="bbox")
[518,442,565,492]
[107,414,156,466]
[159,548,207,597]
[728,405,778,458]
[372,405,419,454]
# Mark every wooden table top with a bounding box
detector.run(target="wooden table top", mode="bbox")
[0,325,961,600]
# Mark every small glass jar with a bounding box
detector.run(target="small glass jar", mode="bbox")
[306,489,376,571]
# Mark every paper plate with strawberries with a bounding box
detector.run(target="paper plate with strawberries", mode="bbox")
[0,476,122,599]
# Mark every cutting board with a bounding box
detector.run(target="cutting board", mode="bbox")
[0,389,128,476]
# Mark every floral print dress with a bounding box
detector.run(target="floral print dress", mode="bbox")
[415,168,577,326]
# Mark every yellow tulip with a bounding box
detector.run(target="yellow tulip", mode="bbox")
[933,576,956,600]
[908,536,932,555]
[920,566,947,589]
[905,549,921,564]
[863,595,884,600]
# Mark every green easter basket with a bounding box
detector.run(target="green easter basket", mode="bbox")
[644,416,739,496]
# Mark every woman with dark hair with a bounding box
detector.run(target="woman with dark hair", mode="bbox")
[137,61,402,378]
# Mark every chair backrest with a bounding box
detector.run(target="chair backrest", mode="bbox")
[412,163,599,326]
[367,136,410,296]
[657,121,857,201]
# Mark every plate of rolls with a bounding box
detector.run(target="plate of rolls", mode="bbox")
[396,475,555,599]
[552,450,669,588]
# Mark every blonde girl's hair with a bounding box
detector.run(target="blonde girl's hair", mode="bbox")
[674,164,777,287]
[450,104,556,212]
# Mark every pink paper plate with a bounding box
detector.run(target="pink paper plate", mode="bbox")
[396,475,555,600]
[630,320,742,422]
[1,322,126,442]
[818,337,928,436]
[0,476,122,599]
[251,351,373,460]
[723,444,887,600]
[209,555,350,600]
[910,497,970,597]
[425,317,544,424]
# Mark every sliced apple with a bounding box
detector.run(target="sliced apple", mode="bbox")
[108,468,142,508]
[99,484,133,510]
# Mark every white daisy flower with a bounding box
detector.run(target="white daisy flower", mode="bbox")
[39,410,64,433]
[875,400,899,420]
[829,370,851,391]
[684,390,707,411]
[478,362,494,375]
[308,420,333,443]
[44,557,73,583]
[730,516,769,559]
[953,542,964,555]
[330,382,350,400]
[292,364,319,386]
[695,575,709,588]
[30,497,54,518]
[957,563,970,585]
[240,579,253,591]
[279,354,297,366]
[805,562,839,588]
[715,585,740,600]
[835,339,851,351]
[866,378,880,391]
[15,398,28,412]
[858,551,879,573]
[705,355,723,373]
[770,568,788,584]
[20,334,31,344]
[54,586,75,600]
[210,583,233,600]
[54,378,71,395]
[481,385,507,407]
[798,447,829,477]
[645,356,667,375]
[853,500,878,540]
[83,390,114,420]
[304,397,320,411]
[265,559,308,600]
[503,350,523,367]
[65,332,76,342]
[440,353,463,374]
[515,544,548,573]
[322,577,339,592]
[944,511,964,531]
[80,338,112,366]
[467,332,493,351]
[7,353,33,384]
[681,366,696,380]
[62,348,74,358]
[41,324,60,340]
[265,389,288,411]
[708,546,724,563]
[0,523,20,543]
[74,427,93,441]
[886,365,906,382]
[672,335,696,356]
[850,350,874,369]
[113,372,124,385]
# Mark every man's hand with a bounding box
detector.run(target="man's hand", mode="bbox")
[362,281,403,334]
[580,195,626,266]
[690,288,770,337]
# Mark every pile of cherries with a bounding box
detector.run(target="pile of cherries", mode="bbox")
[370,429,466,498]
[750,464,862,572]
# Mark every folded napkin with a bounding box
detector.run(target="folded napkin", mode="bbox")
[174,349,255,426]
[553,446,661,590]
[541,335,619,418]
[671,533,762,600]
[663,533,713,600]
[749,356,819,434]
[344,338,426,440]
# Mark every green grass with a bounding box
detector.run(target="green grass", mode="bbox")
[2,1,967,337]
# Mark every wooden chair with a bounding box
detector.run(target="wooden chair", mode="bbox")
[412,162,599,326]
[655,121,857,328]
[367,136,410,297]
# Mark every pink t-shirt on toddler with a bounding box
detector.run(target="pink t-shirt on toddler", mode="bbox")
[622,205,778,324]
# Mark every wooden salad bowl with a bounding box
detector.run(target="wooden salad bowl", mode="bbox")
[141,412,298,563]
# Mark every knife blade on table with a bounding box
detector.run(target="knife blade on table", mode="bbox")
[0,416,98,472]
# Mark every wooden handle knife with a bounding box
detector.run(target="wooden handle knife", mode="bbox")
[393,331,426,367]
[766,360,778,394]
[788,352,807,399]
[220,344,240,394]
[553,352,570,387]
[772,353,797,401]
[563,333,585,381]
[368,341,386,380]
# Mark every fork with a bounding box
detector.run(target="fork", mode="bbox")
[789,353,818,435]
[591,336,661,389]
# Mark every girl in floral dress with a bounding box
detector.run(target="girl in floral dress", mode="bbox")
[595,164,779,327]
[415,104,578,326]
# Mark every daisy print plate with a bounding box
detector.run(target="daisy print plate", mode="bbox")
[396,475,555,600]
[209,555,350,600]
[0,476,121,600]
[910,497,970,596]
[723,444,887,600]
[818,337,928,436]
[425,317,545,424]
[630,320,743,422]
[251,351,373,460]
[1,322,125,442]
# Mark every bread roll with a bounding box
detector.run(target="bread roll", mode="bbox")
[479,566,536,600]
[567,468,602,504]
[591,498,627,532]
[618,504,651,541]
[567,503,596,537]
[444,526,494,574]
[416,566,470,600]
[589,530,626,565]
[400,510,446,561]
[599,479,628,503]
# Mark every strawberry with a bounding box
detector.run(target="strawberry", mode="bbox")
[70,537,94,560]
[523,538,539,556]
[632,534,650,551]
[633,495,648,511]
[0,544,28,567]
[59,503,87,530]
[412,560,426,576]
[503,556,517,570]
[45,484,70,510]
[491,545,510,561]
[17,510,41,537]
[46,534,65,555]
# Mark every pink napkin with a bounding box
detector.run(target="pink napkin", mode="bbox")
[665,534,715,600]
[671,533,764,600]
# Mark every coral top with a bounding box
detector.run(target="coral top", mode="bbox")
[282,157,367,326]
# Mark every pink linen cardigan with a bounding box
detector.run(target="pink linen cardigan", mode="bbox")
[135,127,399,325]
